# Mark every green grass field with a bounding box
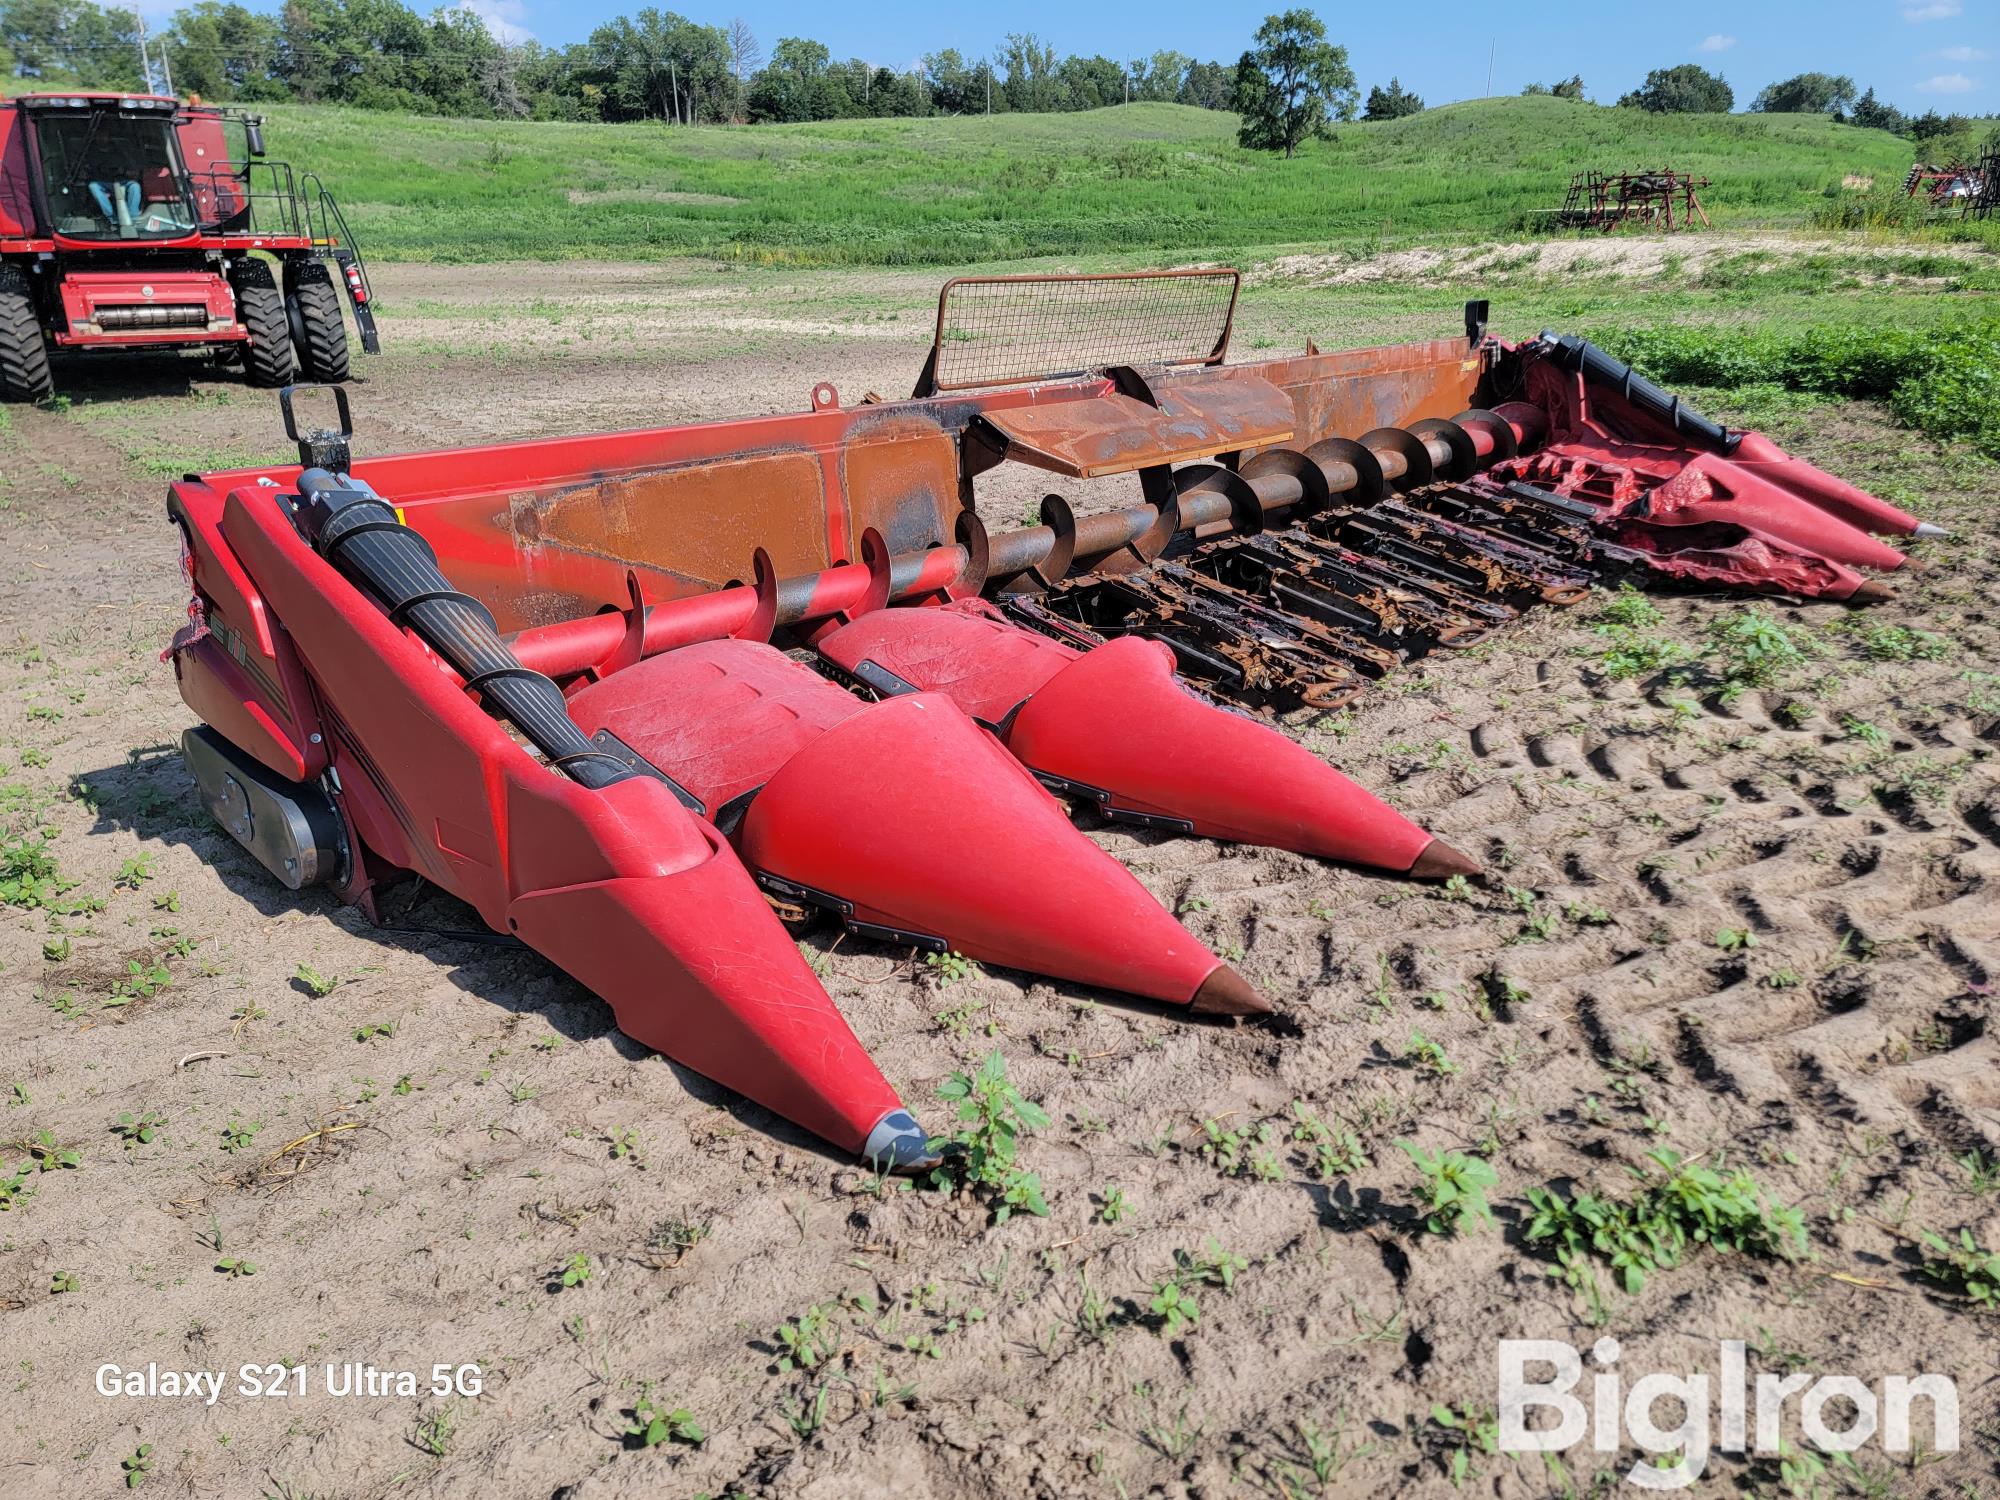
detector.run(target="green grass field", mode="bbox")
[273,96,1982,266]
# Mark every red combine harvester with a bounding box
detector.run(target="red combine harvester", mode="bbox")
[163,272,1936,1171]
[0,92,377,401]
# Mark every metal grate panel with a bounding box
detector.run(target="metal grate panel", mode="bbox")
[920,269,1239,394]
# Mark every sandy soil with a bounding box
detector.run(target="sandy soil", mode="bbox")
[1246,234,1993,289]
[0,261,1996,1500]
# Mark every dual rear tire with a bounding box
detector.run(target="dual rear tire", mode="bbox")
[239,262,351,387]
[236,274,297,388]
[288,276,351,384]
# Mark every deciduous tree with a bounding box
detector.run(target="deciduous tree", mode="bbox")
[1232,9,1356,157]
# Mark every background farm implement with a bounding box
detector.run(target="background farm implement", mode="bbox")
[165,270,1936,1169]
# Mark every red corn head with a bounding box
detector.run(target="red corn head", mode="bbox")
[816,602,1475,879]
[566,639,1263,1014]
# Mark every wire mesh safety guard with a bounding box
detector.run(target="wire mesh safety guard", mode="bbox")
[919,269,1239,394]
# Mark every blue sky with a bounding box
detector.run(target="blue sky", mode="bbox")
[452,0,1995,114]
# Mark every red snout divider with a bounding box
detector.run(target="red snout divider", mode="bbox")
[566,640,1264,1015]
[817,603,1475,878]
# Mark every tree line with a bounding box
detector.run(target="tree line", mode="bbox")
[2,0,1990,156]
[0,0,1236,121]
[1607,63,1990,148]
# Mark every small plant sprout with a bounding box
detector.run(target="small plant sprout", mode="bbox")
[1196,1116,1282,1179]
[1917,1227,1998,1307]
[1955,1149,1999,1197]
[624,1386,704,1447]
[121,1443,153,1487]
[1398,1142,1496,1237]
[1707,607,1816,700]
[352,1020,395,1043]
[50,1268,79,1294]
[215,1256,257,1278]
[1291,1101,1369,1178]
[1148,1275,1200,1337]
[114,853,156,889]
[1181,1239,1248,1290]
[924,948,980,988]
[1401,1030,1458,1078]
[774,1302,842,1371]
[414,1403,459,1457]
[778,1380,833,1439]
[219,1118,261,1154]
[107,959,171,1005]
[112,1110,162,1147]
[1714,926,1757,953]
[558,1252,592,1290]
[29,1129,81,1171]
[294,962,340,996]
[1096,1185,1130,1224]
[1425,1404,1500,1487]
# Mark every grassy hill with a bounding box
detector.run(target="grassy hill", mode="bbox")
[271,96,1939,265]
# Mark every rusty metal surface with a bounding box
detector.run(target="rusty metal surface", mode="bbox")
[1243,339,1487,454]
[974,370,1296,478]
[188,284,1494,640]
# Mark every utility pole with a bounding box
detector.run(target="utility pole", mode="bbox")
[1485,40,1495,97]
[135,14,153,94]
[159,38,174,97]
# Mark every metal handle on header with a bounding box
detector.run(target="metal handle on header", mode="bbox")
[280,383,354,471]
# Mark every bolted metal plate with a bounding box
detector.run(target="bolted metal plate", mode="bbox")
[183,725,343,890]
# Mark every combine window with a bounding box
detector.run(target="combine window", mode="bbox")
[34,109,198,240]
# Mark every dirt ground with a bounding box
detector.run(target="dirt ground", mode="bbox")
[1,260,1996,1500]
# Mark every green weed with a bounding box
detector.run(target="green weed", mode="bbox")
[925,1051,1049,1223]
[1916,1227,1998,1308]
[295,963,341,997]
[624,1386,704,1447]
[111,1110,163,1147]
[1523,1149,1807,1313]
[1399,1143,1496,1236]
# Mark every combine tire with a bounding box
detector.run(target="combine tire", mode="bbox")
[0,286,54,403]
[290,277,350,383]
[237,278,297,388]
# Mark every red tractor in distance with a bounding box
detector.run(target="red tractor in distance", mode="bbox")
[0,91,378,402]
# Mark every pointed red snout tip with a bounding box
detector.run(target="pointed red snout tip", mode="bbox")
[1848,578,1894,604]
[1406,837,1481,881]
[1189,964,1274,1018]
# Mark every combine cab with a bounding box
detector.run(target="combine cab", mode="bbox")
[163,272,1936,1171]
[0,92,378,401]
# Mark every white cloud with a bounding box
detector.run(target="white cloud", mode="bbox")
[1932,44,1990,60]
[1917,71,1976,91]
[1901,0,1963,20]
[454,0,535,44]
[1698,34,1737,52]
